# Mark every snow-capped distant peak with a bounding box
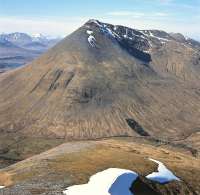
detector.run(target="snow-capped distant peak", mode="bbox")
[31,33,48,42]
[13,33,20,40]
[32,33,44,38]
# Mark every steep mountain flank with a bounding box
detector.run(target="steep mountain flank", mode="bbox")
[0,20,200,155]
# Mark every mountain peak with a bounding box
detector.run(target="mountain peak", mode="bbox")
[86,19,102,26]
[84,20,199,47]
[0,19,200,142]
[31,33,45,38]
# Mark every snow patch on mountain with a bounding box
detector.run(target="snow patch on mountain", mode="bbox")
[62,158,182,195]
[150,32,169,42]
[146,158,181,184]
[63,168,138,195]
[86,30,93,35]
[114,26,118,31]
[140,30,170,43]
[88,35,96,47]
[86,20,152,55]
[86,29,97,47]
[101,25,121,39]
[87,20,120,40]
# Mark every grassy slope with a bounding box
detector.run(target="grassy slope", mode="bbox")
[0,133,64,168]
[0,139,199,194]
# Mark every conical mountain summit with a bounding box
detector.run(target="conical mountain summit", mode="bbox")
[0,19,200,147]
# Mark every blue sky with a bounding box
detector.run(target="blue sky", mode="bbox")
[0,0,200,40]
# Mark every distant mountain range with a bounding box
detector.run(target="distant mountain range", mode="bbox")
[0,32,61,72]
